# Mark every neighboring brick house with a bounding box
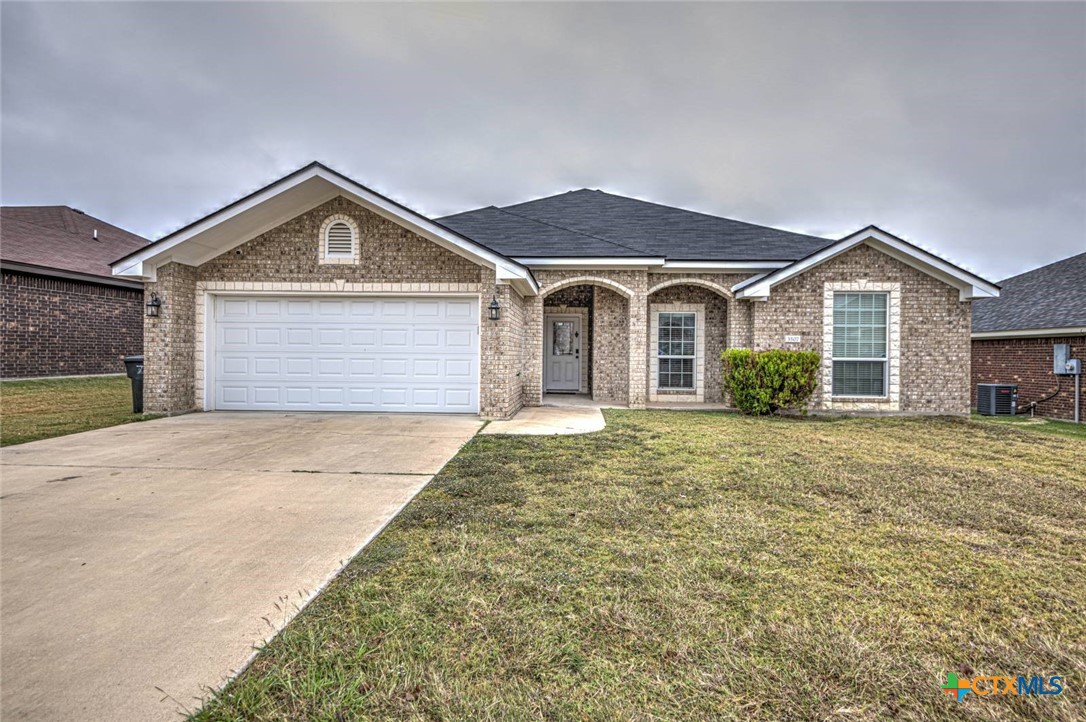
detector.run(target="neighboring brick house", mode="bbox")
[110,162,999,418]
[972,252,1085,420]
[1,206,149,378]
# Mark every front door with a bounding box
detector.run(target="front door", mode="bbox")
[544,315,581,392]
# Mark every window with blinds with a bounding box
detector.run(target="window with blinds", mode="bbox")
[324,221,355,258]
[657,312,696,389]
[831,292,888,396]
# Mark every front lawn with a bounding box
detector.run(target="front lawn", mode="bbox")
[195,412,1085,721]
[0,375,148,446]
[971,412,1086,441]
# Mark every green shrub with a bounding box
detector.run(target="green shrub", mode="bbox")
[721,349,821,415]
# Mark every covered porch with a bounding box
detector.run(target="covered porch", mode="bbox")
[523,273,740,409]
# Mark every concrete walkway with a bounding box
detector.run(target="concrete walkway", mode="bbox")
[0,412,481,721]
[482,405,606,435]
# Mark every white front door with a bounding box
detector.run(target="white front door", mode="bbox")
[544,314,581,392]
[210,295,479,412]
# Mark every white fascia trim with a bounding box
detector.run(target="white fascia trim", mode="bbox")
[112,167,326,279]
[972,326,1086,340]
[659,260,791,271]
[112,166,537,294]
[517,257,665,269]
[734,229,1000,301]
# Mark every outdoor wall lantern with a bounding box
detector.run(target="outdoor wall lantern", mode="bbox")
[487,294,501,321]
[146,292,162,318]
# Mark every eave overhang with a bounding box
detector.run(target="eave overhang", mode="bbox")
[110,163,538,296]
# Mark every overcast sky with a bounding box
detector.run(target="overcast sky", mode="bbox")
[2,2,1083,280]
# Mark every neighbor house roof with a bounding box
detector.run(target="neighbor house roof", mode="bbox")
[972,251,1086,336]
[439,189,835,261]
[2,206,148,282]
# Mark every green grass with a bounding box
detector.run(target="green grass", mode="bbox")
[0,375,151,446]
[194,411,1085,721]
[970,412,1086,441]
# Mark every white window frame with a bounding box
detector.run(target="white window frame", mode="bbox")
[830,292,888,397]
[649,304,705,402]
[822,281,901,411]
[318,214,360,265]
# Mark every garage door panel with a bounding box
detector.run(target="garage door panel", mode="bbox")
[446,329,473,348]
[254,358,280,375]
[444,388,475,409]
[445,301,474,319]
[254,300,281,315]
[286,301,313,316]
[221,357,249,376]
[254,328,281,345]
[446,359,474,378]
[221,298,251,317]
[381,329,408,347]
[316,358,345,376]
[220,386,248,404]
[212,296,479,412]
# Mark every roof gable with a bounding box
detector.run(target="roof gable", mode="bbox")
[110,163,537,294]
[733,225,1000,301]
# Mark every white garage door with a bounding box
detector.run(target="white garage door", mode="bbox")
[210,296,479,412]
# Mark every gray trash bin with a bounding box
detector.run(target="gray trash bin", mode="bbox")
[122,355,144,413]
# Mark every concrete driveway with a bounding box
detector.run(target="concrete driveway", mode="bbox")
[0,412,481,721]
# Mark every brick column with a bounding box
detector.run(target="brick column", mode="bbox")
[626,272,649,408]
[143,262,197,414]
[524,293,545,406]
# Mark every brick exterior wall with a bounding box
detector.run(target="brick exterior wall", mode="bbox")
[750,244,972,414]
[142,197,524,418]
[1,271,143,378]
[143,262,197,413]
[648,285,728,402]
[592,287,629,402]
[972,335,1085,420]
[485,284,528,419]
[199,197,483,285]
[141,197,974,418]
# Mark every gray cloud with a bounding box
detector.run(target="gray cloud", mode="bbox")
[2,1,1083,280]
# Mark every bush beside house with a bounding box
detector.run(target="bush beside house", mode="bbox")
[722,349,821,415]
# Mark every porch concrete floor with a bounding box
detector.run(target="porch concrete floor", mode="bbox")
[482,405,606,435]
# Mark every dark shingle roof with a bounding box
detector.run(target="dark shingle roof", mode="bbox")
[439,189,833,261]
[1,206,149,279]
[972,252,1086,333]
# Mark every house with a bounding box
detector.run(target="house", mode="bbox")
[1,206,149,378]
[972,252,1085,420]
[109,163,998,418]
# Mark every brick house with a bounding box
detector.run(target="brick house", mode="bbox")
[972,252,1085,420]
[1,206,149,378]
[110,163,999,418]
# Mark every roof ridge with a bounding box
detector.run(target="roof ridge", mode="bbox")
[588,189,828,241]
[493,206,653,257]
[1000,250,1086,284]
[2,206,150,244]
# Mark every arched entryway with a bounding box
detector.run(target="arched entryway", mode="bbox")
[540,282,630,404]
[645,281,730,404]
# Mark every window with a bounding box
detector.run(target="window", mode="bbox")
[324,221,355,258]
[552,321,574,355]
[832,292,887,396]
[657,312,695,389]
